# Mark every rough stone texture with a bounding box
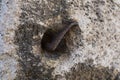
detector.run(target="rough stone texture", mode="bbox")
[0,0,20,80]
[0,0,120,80]
[64,63,118,80]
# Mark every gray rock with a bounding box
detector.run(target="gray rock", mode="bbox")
[0,0,120,80]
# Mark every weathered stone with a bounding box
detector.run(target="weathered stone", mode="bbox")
[0,0,120,80]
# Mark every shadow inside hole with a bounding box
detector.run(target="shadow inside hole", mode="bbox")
[41,20,81,59]
[43,39,70,59]
[41,28,70,59]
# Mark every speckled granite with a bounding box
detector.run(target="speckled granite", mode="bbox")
[0,0,120,80]
[0,0,20,80]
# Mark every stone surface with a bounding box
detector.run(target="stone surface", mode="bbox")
[0,0,120,80]
[0,0,20,80]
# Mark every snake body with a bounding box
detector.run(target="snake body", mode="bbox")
[41,20,78,51]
